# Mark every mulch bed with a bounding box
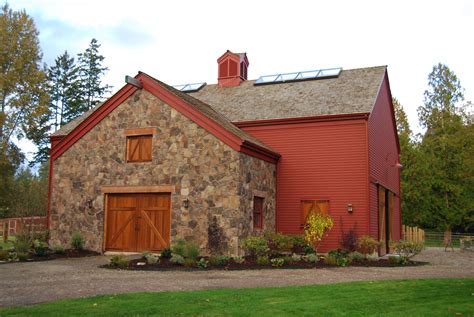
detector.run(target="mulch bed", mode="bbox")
[102,257,428,271]
[0,249,100,264]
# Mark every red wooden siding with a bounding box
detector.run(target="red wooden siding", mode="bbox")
[241,119,369,252]
[368,73,401,241]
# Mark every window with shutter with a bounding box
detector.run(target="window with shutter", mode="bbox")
[126,135,152,162]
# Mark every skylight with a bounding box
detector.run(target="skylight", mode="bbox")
[254,67,342,85]
[173,82,206,92]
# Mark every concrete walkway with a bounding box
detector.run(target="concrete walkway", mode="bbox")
[1,247,472,307]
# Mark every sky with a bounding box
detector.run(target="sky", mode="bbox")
[10,0,474,162]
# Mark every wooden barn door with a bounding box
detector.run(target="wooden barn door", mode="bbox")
[378,186,394,255]
[105,193,170,252]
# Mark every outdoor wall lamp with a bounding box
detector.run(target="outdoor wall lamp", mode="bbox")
[183,198,190,209]
[347,203,353,213]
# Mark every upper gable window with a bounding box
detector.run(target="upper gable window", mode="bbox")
[124,128,157,163]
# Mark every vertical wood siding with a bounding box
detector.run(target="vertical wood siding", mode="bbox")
[242,119,369,252]
[368,74,401,241]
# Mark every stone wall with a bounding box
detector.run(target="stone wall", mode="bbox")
[50,89,276,255]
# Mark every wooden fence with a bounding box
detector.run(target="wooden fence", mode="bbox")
[402,225,425,243]
[0,216,47,239]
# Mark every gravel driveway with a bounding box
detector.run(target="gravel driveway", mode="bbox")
[1,247,473,307]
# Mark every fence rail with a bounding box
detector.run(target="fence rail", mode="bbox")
[0,216,47,239]
[402,225,425,243]
[402,225,473,249]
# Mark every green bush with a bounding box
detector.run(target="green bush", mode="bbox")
[160,248,172,259]
[291,253,302,262]
[282,256,293,265]
[197,258,208,269]
[170,254,185,265]
[388,255,401,265]
[144,253,159,265]
[326,249,352,267]
[266,232,294,253]
[71,232,85,250]
[8,251,18,262]
[109,255,129,269]
[0,250,9,260]
[291,236,307,252]
[304,253,319,263]
[256,255,270,266]
[390,240,424,264]
[232,256,245,264]
[349,251,365,261]
[17,252,29,261]
[209,255,230,266]
[51,245,65,254]
[184,258,195,267]
[356,235,380,255]
[172,240,199,259]
[270,257,285,267]
[303,244,315,255]
[13,239,30,254]
[33,239,49,256]
[241,236,269,257]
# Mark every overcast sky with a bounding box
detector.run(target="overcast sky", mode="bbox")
[11,0,474,161]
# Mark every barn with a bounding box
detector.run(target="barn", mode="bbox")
[48,51,401,256]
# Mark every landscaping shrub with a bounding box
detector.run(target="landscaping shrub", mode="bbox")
[0,250,9,260]
[32,239,49,256]
[349,251,365,261]
[71,232,85,250]
[8,251,18,262]
[170,254,185,265]
[356,235,380,256]
[241,236,269,257]
[325,249,352,267]
[270,257,285,267]
[197,258,208,269]
[388,255,401,265]
[51,245,65,254]
[209,255,230,266]
[390,240,424,264]
[160,248,172,259]
[290,235,307,254]
[172,240,199,260]
[291,253,302,262]
[266,232,294,253]
[17,252,29,261]
[256,255,270,265]
[341,229,358,252]
[303,253,318,263]
[13,239,30,254]
[232,256,245,264]
[304,212,334,253]
[144,253,159,265]
[303,244,315,255]
[282,255,294,265]
[109,255,128,269]
[184,258,196,267]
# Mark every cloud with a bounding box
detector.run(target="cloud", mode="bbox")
[103,20,155,47]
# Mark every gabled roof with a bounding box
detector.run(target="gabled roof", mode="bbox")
[189,66,386,122]
[50,72,279,163]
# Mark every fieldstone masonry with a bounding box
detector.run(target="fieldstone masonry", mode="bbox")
[49,89,276,255]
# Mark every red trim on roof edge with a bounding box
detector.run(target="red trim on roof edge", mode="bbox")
[234,112,370,128]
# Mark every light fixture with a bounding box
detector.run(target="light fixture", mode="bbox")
[183,198,190,209]
[347,203,353,213]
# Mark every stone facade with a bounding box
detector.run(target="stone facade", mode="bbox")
[50,89,276,255]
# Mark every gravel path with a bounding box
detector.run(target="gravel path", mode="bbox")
[1,247,473,307]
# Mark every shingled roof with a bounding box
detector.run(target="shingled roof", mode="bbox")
[53,66,386,137]
[189,66,387,122]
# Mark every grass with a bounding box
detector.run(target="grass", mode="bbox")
[1,279,473,316]
[0,236,15,250]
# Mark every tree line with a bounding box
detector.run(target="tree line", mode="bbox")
[395,64,474,235]
[0,4,110,218]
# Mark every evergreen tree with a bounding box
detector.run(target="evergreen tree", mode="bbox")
[71,38,111,119]
[417,64,471,233]
[48,51,81,126]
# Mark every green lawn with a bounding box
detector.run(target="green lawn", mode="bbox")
[0,236,15,250]
[2,279,473,316]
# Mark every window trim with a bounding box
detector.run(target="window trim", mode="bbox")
[126,134,153,163]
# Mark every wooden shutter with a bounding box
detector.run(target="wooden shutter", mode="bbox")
[301,200,329,227]
[378,186,386,243]
[127,135,152,162]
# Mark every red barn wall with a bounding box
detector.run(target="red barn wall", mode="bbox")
[240,119,370,252]
[368,73,401,241]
